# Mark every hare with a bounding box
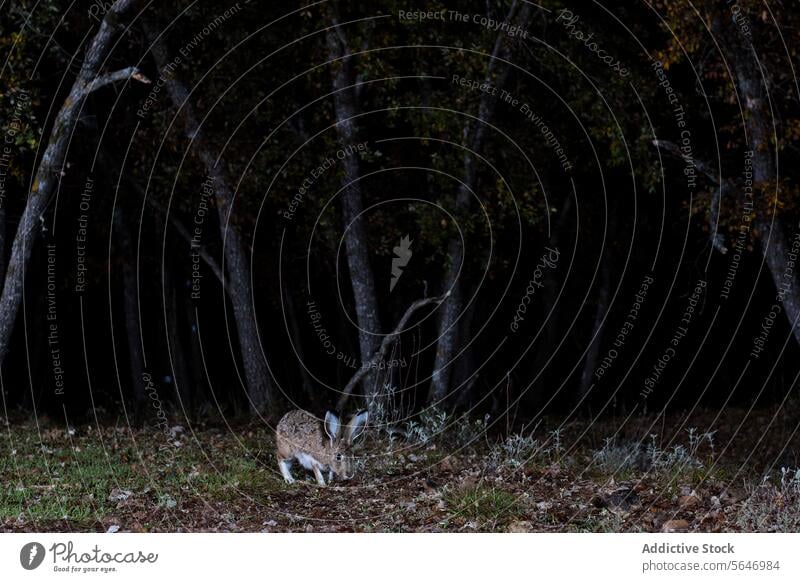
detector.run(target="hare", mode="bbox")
[276,409,368,486]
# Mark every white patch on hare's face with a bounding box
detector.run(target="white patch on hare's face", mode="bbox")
[296,452,325,471]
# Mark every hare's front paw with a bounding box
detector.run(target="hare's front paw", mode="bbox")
[313,465,327,487]
[278,459,295,484]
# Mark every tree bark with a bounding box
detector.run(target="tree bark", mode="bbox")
[0,205,5,283]
[428,0,531,404]
[283,285,314,401]
[185,285,207,413]
[451,283,479,408]
[116,211,147,419]
[577,262,611,404]
[522,182,574,410]
[714,17,800,345]
[165,252,193,417]
[0,0,142,367]
[325,10,381,400]
[145,24,274,414]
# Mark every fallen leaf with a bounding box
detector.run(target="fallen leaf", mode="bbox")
[679,495,700,509]
[108,489,132,502]
[662,519,689,532]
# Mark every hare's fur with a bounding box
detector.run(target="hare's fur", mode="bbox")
[276,409,367,486]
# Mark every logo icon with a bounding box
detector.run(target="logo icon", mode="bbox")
[390,235,413,292]
[20,542,46,570]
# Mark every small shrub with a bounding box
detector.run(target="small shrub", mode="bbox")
[453,413,490,447]
[593,438,644,474]
[406,407,448,445]
[737,468,800,532]
[592,429,715,477]
[489,432,540,469]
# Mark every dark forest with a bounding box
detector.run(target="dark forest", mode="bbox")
[2,0,800,534]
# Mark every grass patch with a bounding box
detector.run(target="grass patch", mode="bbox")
[444,483,525,527]
[0,422,289,528]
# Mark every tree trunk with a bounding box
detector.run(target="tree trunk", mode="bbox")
[325,13,381,402]
[428,1,531,404]
[451,283,479,408]
[117,212,147,418]
[283,285,314,402]
[717,17,800,346]
[165,254,193,417]
[0,0,141,367]
[524,186,574,409]
[0,205,5,283]
[577,262,611,405]
[145,25,274,414]
[185,286,207,413]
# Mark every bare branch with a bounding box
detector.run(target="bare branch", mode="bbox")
[651,139,719,184]
[147,198,228,292]
[81,66,150,98]
[336,293,449,410]
[124,173,229,293]
[0,0,141,366]
[468,0,530,148]
[651,139,727,253]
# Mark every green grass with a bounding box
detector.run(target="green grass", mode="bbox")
[0,423,283,526]
[444,483,525,527]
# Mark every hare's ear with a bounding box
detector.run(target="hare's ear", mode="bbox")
[324,411,341,443]
[346,410,369,445]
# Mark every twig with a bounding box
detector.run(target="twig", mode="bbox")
[651,139,728,253]
[336,293,449,410]
[146,198,228,292]
[80,67,150,98]
[651,139,719,184]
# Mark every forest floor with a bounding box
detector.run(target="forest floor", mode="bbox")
[2,406,800,532]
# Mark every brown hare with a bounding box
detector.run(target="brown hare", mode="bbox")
[276,409,368,486]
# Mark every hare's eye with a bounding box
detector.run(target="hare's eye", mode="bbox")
[335,453,343,461]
